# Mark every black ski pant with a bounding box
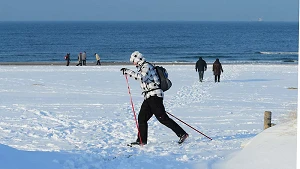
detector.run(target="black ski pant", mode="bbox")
[136,96,187,144]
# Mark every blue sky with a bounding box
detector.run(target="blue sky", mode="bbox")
[0,0,298,21]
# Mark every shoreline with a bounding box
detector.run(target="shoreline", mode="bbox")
[0,62,193,66]
[0,61,297,66]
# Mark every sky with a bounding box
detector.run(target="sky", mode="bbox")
[0,63,297,169]
[0,0,298,21]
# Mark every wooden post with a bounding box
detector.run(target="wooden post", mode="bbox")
[264,111,272,130]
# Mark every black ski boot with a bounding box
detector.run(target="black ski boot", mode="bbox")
[178,133,189,144]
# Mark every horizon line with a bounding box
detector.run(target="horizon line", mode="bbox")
[0,20,298,22]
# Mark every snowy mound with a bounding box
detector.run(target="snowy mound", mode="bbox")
[224,119,297,169]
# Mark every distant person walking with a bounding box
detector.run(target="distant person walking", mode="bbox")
[195,57,207,82]
[212,58,223,82]
[64,53,70,66]
[95,53,101,65]
[76,52,82,66]
[82,51,87,66]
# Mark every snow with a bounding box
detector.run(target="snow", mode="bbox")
[223,119,297,169]
[0,64,297,169]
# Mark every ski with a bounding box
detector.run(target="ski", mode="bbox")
[127,142,145,147]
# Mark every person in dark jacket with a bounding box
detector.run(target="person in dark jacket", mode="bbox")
[195,57,207,82]
[120,51,188,146]
[212,58,223,82]
[64,53,70,66]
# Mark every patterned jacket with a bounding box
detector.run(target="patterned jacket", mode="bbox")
[124,51,164,99]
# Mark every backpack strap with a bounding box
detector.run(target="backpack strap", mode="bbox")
[141,88,161,96]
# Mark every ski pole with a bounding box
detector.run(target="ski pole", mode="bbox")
[166,112,213,141]
[124,74,143,145]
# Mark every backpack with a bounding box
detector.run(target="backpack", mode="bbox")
[154,65,172,92]
[64,55,68,60]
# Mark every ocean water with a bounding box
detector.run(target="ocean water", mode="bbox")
[0,21,298,64]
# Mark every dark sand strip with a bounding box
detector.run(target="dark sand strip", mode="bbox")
[0,62,296,66]
[0,62,195,66]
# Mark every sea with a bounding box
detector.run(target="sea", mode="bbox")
[0,21,298,64]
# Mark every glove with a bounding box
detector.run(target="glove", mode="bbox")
[120,68,128,75]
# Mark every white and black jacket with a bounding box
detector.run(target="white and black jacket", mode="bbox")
[124,62,164,100]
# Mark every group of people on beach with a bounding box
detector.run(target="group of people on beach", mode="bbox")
[64,52,101,66]
[64,52,223,84]
[195,57,224,83]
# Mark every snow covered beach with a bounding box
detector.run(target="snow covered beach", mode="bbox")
[0,64,297,169]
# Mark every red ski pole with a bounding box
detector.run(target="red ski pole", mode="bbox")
[124,74,143,145]
[166,112,212,141]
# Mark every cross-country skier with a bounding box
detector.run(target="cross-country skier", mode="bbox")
[120,51,189,145]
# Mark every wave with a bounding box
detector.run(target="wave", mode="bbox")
[179,51,298,57]
[257,51,298,55]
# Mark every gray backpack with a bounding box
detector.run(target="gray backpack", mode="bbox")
[154,65,172,92]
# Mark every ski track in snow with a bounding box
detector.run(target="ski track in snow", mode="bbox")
[0,65,297,169]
